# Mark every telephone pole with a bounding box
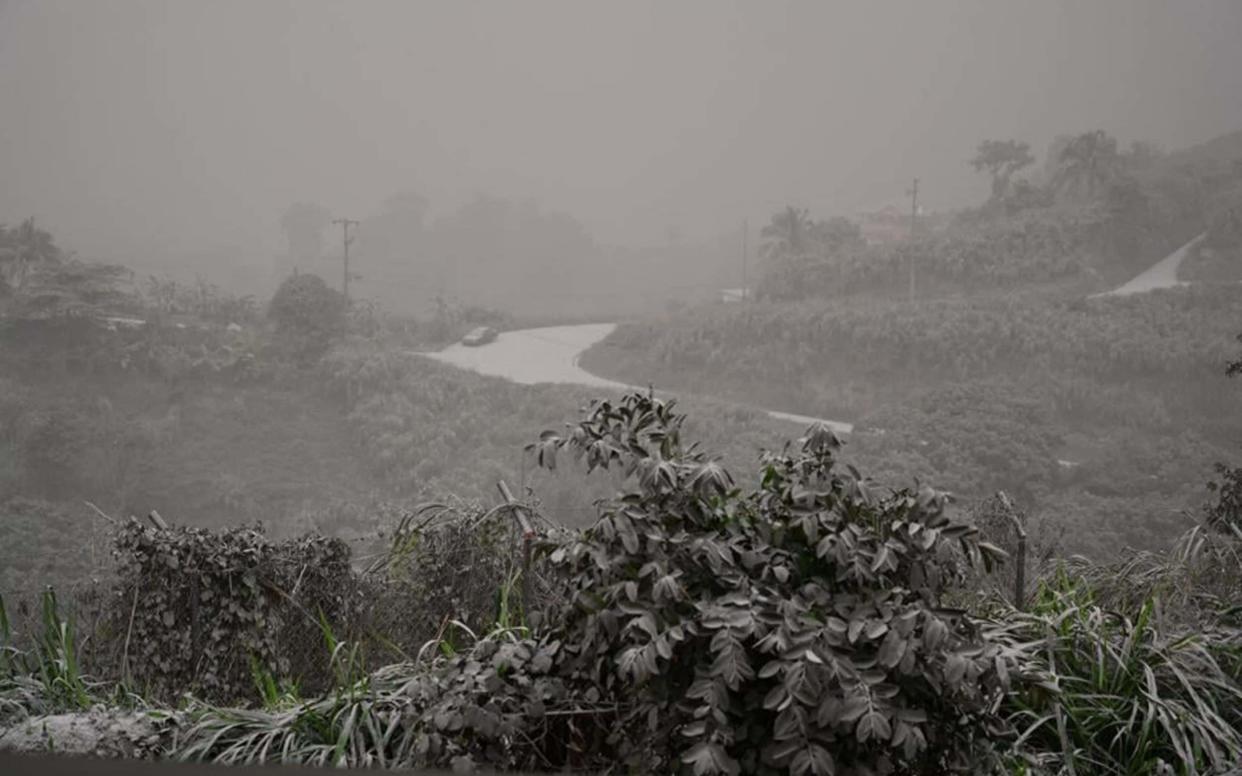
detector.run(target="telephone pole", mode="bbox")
[906,178,919,302]
[332,218,360,304]
[741,218,749,301]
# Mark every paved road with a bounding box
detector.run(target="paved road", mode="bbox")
[418,323,854,434]
[1089,233,1206,298]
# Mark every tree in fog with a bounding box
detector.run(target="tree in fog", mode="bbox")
[808,215,865,254]
[1053,130,1122,201]
[279,202,331,269]
[969,139,1036,202]
[0,218,62,294]
[268,272,344,364]
[760,205,813,259]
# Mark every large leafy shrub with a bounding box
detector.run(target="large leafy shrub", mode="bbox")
[525,393,1017,774]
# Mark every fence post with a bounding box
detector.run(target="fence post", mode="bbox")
[497,481,536,616]
[996,491,1028,611]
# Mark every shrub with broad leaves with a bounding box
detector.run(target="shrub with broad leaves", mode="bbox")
[525,392,1016,774]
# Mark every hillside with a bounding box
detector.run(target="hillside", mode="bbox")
[573,129,1242,559]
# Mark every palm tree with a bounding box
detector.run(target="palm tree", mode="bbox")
[1053,130,1121,201]
[760,206,813,260]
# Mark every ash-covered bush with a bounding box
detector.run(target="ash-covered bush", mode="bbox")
[110,521,353,702]
[267,272,344,365]
[522,393,1018,774]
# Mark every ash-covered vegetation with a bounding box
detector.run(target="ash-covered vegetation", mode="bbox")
[2,0,1242,765]
[2,126,1242,775]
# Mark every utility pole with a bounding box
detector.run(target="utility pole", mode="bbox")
[741,218,749,301]
[332,218,360,305]
[906,178,919,302]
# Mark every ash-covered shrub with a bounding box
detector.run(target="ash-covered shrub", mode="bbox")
[520,393,1018,774]
[356,499,529,661]
[267,272,344,365]
[110,521,353,702]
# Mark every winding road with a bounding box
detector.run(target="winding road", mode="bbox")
[419,323,854,435]
[415,234,1208,438]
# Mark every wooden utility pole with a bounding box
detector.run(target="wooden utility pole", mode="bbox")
[332,218,359,304]
[741,218,749,301]
[906,178,919,302]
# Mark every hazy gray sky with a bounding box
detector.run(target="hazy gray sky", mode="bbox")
[2,0,1240,264]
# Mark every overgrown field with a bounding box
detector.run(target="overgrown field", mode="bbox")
[579,286,1241,558]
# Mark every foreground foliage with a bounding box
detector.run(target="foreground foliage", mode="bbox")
[175,394,1021,774]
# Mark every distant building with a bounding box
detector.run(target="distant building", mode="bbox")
[854,205,910,246]
[719,287,750,303]
[853,205,949,246]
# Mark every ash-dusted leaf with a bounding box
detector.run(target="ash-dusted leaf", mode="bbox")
[690,460,734,498]
[856,710,892,744]
[654,573,684,602]
[681,720,708,738]
[711,641,754,689]
[767,737,803,765]
[895,707,928,724]
[629,611,659,639]
[839,696,869,724]
[681,741,739,776]
[791,743,835,776]
[802,422,842,454]
[943,653,968,686]
[762,683,790,711]
[877,629,907,669]
[923,616,948,652]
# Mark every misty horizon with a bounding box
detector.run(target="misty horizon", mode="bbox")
[2,0,1241,278]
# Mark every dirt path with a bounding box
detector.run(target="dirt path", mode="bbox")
[417,324,854,434]
[1090,233,1207,298]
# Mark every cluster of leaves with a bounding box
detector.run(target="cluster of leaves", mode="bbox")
[110,521,354,702]
[520,393,1017,774]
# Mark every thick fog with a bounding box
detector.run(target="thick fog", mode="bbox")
[2,0,1241,287]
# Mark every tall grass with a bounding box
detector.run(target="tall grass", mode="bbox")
[1002,569,1242,775]
[0,589,96,719]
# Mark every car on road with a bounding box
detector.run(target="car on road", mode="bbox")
[461,326,498,347]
